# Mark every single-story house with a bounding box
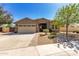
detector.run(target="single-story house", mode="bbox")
[15,18,50,33]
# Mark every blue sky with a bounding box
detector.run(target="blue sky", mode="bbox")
[1,3,68,21]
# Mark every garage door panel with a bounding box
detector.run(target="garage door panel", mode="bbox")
[18,26,36,33]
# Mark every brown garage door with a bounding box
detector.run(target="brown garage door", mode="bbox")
[18,24,36,33]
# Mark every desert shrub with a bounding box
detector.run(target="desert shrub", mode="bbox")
[50,32,56,35]
[48,32,57,39]
[48,35,56,39]
[49,28,52,33]
[43,29,49,35]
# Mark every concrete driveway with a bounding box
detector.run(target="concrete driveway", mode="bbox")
[0,33,36,50]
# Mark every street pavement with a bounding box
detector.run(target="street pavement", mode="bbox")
[0,44,78,56]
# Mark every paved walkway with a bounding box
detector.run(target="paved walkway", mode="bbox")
[0,44,78,56]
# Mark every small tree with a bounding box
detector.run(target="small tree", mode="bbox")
[51,20,61,32]
[0,6,13,25]
[54,4,79,41]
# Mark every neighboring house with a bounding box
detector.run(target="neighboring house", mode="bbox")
[60,23,79,32]
[15,18,50,33]
[0,24,15,32]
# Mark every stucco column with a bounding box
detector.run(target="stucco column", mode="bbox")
[47,22,50,29]
[36,24,39,32]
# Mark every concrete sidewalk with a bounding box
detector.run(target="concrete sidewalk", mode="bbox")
[0,44,78,56]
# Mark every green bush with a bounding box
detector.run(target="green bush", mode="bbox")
[48,32,57,39]
[50,32,56,35]
[48,35,56,39]
[43,29,49,32]
[43,29,49,35]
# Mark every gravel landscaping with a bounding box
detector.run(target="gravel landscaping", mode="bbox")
[29,33,57,46]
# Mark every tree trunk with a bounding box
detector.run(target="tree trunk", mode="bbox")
[66,24,68,41]
[66,19,69,42]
